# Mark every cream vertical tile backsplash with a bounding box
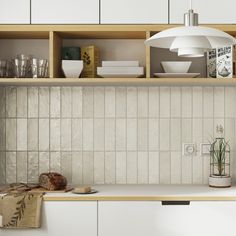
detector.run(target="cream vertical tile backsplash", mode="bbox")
[0,86,236,185]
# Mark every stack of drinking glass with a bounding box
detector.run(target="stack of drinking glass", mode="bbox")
[0,54,48,78]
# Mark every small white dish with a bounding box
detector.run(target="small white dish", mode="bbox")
[153,73,200,78]
[62,60,83,78]
[72,189,98,194]
[161,61,192,73]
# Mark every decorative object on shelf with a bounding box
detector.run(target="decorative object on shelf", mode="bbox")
[207,46,233,78]
[72,186,98,194]
[62,47,81,60]
[98,61,144,78]
[154,73,200,78]
[161,61,192,73]
[62,60,83,78]
[31,58,48,78]
[209,125,231,188]
[81,45,100,78]
[145,0,236,57]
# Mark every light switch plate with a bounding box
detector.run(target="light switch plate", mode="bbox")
[200,143,211,155]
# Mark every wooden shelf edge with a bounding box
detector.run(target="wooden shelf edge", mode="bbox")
[0,78,235,86]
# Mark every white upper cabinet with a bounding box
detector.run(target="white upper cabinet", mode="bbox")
[101,0,168,24]
[170,0,236,24]
[31,0,99,24]
[0,0,30,24]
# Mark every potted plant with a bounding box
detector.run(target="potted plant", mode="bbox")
[209,125,231,188]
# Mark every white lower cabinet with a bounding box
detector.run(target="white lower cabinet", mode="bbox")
[0,201,97,236]
[98,201,236,236]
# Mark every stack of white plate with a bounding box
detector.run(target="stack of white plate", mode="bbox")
[97,61,144,78]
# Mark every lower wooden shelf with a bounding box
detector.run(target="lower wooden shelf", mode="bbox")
[0,77,235,86]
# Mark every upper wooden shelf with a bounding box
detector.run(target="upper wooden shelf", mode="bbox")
[0,78,235,86]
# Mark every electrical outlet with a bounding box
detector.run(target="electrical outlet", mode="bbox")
[182,143,196,156]
[200,143,211,155]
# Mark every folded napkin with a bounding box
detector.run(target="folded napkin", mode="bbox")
[0,184,44,229]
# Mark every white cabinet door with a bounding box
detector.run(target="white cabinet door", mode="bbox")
[170,0,236,24]
[0,201,97,236]
[101,0,168,24]
[31,0,99,24]
[0,0,30,24]
[99,201,236,236]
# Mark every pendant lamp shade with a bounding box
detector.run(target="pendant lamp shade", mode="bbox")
[145,8,236,58]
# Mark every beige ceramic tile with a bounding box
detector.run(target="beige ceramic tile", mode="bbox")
[28,118,38,151]
[160,87,170,118]
[28,87,38,118]
[225,87,236,118]
[72,152,83,184]
[182,155,192,184]
[203,87,213,118]
[138,119,148,151]
[94,87,105,118]
[28,152,39,183]
[116,118,126,151]
[6,87,16,118]
[149,151,159,184]
[115,87,126,118]
[94,152,105,184]
[17,152,27,183]
[82,151,94,184]
[72,87,83,118]
[192,87,203,118]
[39,152,50,174]
[170,119,181,151]
[0,119,5,151]
[50,152,61,172]
[105,118,115,151]
[116,152,127,184]
[39,119,49,151]
[105,151,116,184]
[71,118,82,151]
[159,151,171,184]
[39,87,49,118]
[171,151,181,184]
[0,152,6,184]
[50,119,61,151]
[0,87,6,118]
[181,87,192,118]
[149,118,159,151]
[214,87,224,118]
[137,87,148,118]
[127,118,137,151]
[159,119,170,151]
[105,87,115,118]
[17,87,27,118]
[94,118,105,151]
[61,119,71,151]
[6,119,16,151]
[17,119,27,151]
[61,152,72,183]
[50,87,61,118]
[193,156,203,184]
[148,87,159,118]
[82,119,93,151]
[127,87,137,118]
[83,87,94,118]
[6,152,16,183]
[127,151,137,184]
[170,87,181,118]
[61,87,72,118]
[137,151,148,184]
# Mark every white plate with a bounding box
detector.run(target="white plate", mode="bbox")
[98,73,143,78]
[153,73,200,78]
[72,189,98,194]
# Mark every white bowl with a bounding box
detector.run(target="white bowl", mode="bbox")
[161,61,192,73]
[62,60,83,78]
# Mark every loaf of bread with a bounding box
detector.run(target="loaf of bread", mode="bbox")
[39,172,67,191]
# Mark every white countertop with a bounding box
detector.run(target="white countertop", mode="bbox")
[43,185,236,201]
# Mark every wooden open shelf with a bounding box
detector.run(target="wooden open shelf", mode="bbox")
[0,78,236,86]
[0,24,235,86]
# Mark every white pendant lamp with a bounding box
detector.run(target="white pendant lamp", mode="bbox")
[145,1,236,57]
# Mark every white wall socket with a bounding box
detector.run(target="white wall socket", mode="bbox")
[182,143,196,156]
